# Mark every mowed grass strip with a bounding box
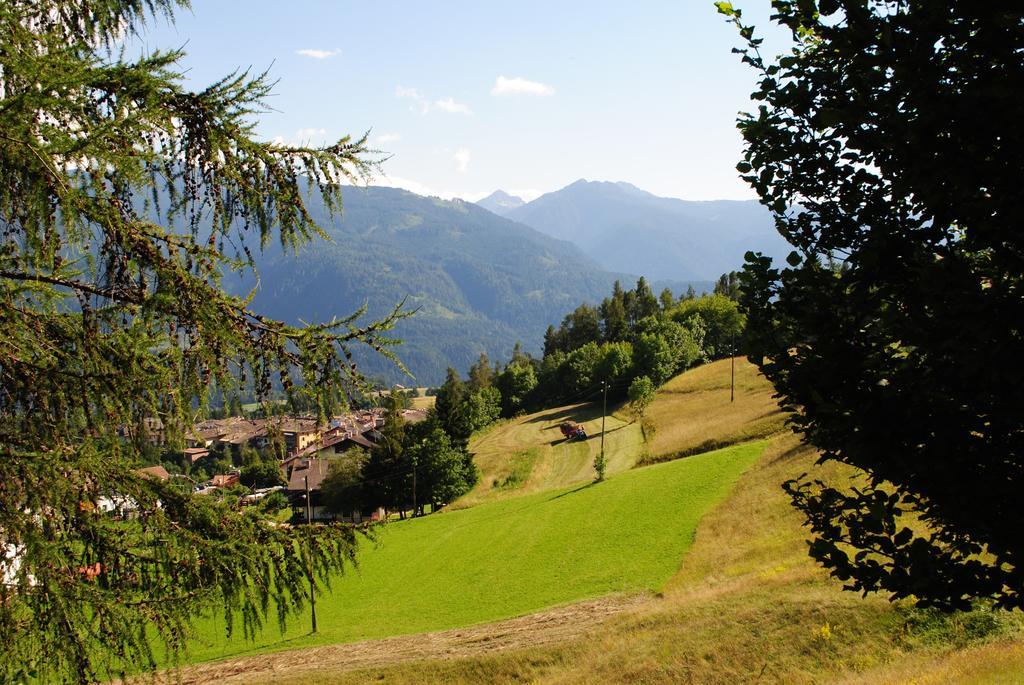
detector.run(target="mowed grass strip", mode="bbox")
[461,401,642,508]
[463,358,782,509]
[644,357,786,463]
[187,441,766,664]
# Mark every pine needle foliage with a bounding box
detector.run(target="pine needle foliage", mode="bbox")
[0,1,409,681]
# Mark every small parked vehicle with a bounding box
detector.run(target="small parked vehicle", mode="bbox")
[559,421,588,441]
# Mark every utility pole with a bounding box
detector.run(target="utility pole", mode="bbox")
[411,455,417,518]
[731,331,736,403]
[304,474,317,634]
[597,380,608,481]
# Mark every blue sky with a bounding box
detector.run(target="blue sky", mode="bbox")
[131,1,790,202]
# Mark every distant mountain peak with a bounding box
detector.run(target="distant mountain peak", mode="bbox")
[506,179,790,282]
[558,179,654,198]
[476,190,525,216]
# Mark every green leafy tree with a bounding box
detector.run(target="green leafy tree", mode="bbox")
[595,341,635,392]
[627,376,656,422]
[320,448,369,516]
[467,352,495,392]
[535,349,570,403]
[599,280,629,342]
[542,324,567,356]
[631,277,660,323]
[465,386,502,432]
[434,367,474,446]
[633,333,677,386]
[713,271,741,301]
[405,421,477,513]
[0,1,409,679]
[659,287,676,311]
[239,461,286,489]
[562,304,602,352]
[670,294,743,359]
[260,490,289,514]
[721,1,1024,610]
[362,407,410,517]
[565,342,604,396]
[496,359,538,416]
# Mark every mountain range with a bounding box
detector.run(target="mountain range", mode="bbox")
[492,180,789,282]
[232,180,785,386]
[236,187,636,386]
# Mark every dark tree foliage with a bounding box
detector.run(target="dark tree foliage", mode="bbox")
[239,461,286,490]
[630,276,660,324]
[495,359,538,416]
[0,1,409,679]
[599,280,629,343]
[434,367,474,447]
[658,287,676,311]
[713,271,741,301]
[467,352,495,391]
[362,397,410,516]
[721,0,1024,610]
[404,417,477,514]
[320,448,369,516]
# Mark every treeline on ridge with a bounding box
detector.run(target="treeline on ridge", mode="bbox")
[436,273,745,428]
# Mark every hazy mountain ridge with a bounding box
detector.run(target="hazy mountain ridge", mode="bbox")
[503,179,790,281]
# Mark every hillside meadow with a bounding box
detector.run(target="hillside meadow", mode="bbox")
[183,440,766,665]
[460,356,783,508]
[163,359,1024,683]
[253,435,1024,685]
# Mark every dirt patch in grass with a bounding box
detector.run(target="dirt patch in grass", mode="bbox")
[163,594,650,684]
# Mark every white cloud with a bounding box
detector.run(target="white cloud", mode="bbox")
[395,85,421,100]
[371,175,479,201]
[295,127,327,140]
[296,48,341,59]
[490,75,555,97]
[507,188,544,202]
[394,86,472,115]
[374,132,401,144]
[270,128,330,147]
[432,97,473,115]
[453,148,471,173]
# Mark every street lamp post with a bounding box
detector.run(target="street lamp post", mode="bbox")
[304,474,317,634]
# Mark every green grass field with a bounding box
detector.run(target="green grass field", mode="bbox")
[186,440,766,664]
[270,436,1024,685]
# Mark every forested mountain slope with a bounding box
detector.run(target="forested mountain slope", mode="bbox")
[234,186,627,385]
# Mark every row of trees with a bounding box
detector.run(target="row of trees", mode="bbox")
[424,278,745,446]
[535,278,743,407]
